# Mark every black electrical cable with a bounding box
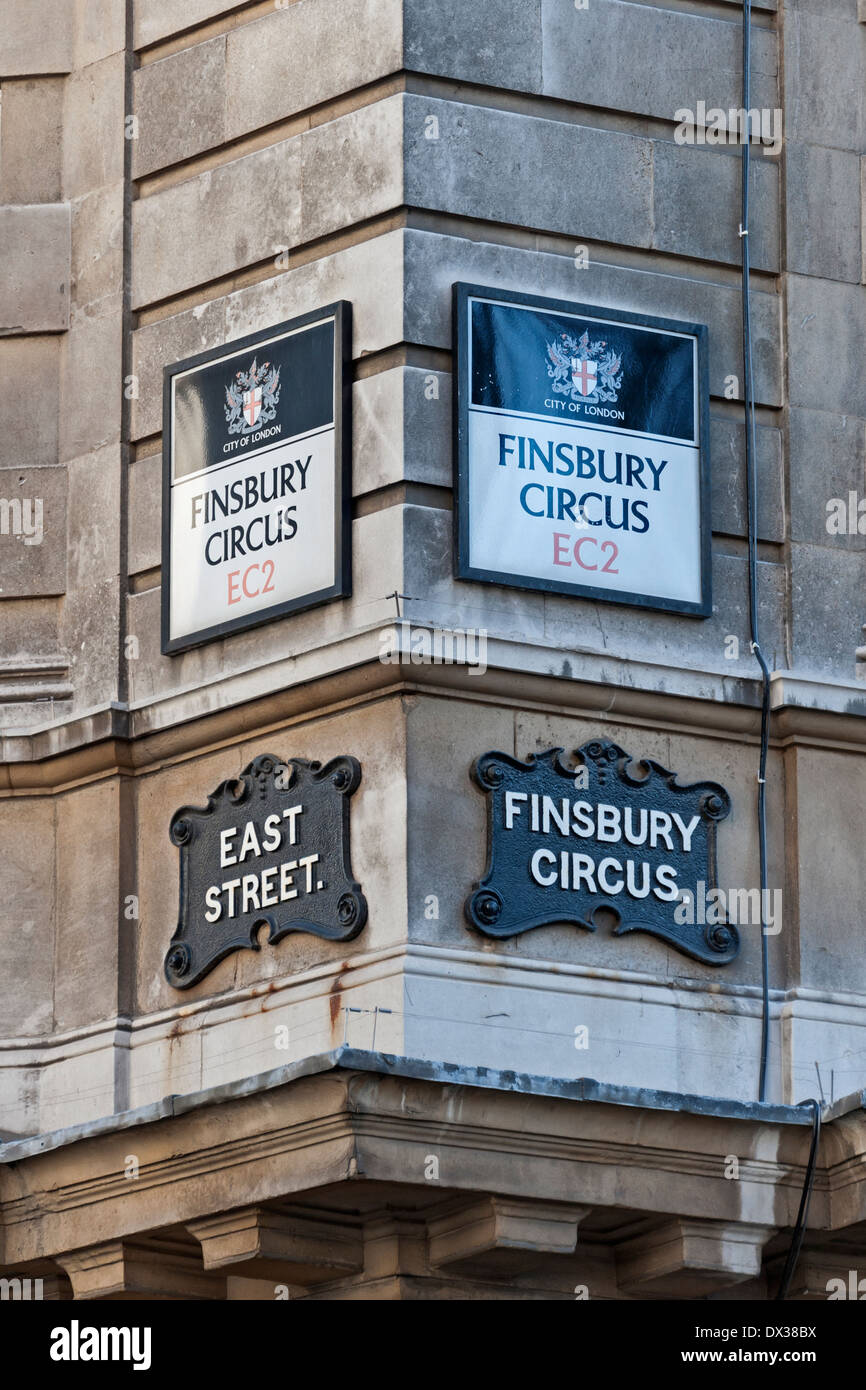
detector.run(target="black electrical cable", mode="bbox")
[775,1099,822,1300]
[741,0,773,1103]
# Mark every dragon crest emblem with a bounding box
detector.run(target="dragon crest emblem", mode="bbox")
[547,330,623,405]
[225,357,282,435]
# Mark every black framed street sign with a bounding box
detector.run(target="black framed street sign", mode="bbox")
[161,303,352,654]
[453,284,711,616]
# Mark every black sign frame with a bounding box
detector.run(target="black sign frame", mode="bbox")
[161,302,353,655]
[452,282,712,618]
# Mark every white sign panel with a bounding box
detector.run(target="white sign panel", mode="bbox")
[161,304,351,654]
[454,285,711,616]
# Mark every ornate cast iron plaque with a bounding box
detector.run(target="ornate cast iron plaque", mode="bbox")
[165,753,367,988]
[466,740,737,966]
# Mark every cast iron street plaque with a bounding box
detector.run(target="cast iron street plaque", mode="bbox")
[165,753,367,988]
[466,740,737,965]
[454,283,711,616]
[161,303,352,654]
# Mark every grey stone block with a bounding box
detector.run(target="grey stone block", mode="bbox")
[405,95,653,249]
[354,366,451,495]
[542,0,776,124]
[786,10,865,152]
[0,466,66,597]
[133,36,226,179]
[402,227,782,407]
[786,143,862,283]
[132,137,302,307]
[710,415,783,544]
[0,336,60,468]
[127,451,161,576]
[790,542,866,680]
[789,407,866,550]
[225,0,402,144]
[406,0,542,92]
[0,204,70,333]
[787,275,866,418]
[653,139,779,274]
[0,77,64,203]
[300,95,403,246]
[0,799,55,1034]
[0,0,73,75]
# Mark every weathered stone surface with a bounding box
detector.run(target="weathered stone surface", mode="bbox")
[53,779,120,1031]
[406,0,541,91]
[300,95,403,245]
[790,543,866,681]
[787,275,866,418]
[132,138,302,307]
[72,0,127,68]
[0,797,55,1034]
[786,9,865,151]
[133,0,239,49]
[709,415,784,545]
[59,313,123,462]
[0,205,70,333]
[0,0,73,75]
[127,451,161,576]
[61,53,126,202]
[133,36,226,179]
[789,408,866,551]
[131,298,226,441]
[0,77,64,203]
[653,139,779,273]
[542,0,777,123]
[405,95,653,250]
[70,182,124,318]
[0,467,67,597]
[0,337,60,469]
[354,366,451,495]
[225,0,402,143]
[786,143,861,284]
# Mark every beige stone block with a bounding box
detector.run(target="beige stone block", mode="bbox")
[0,466,66,597]
[133,35,226,179]
[58,445,122,711]
[0,204,70,333]
[616,1220,776,1296]
[132,138,302,307]
[224,227,404,353]
[59,313,123,462]
[225,0,402,143]
[70,182,124,318]
[134,0,240,49]
[299,95,403,244]
[354,365,450,495]
[62,53,125,202]
[428,1198,588,1278]
[0,0,73,75]
[53,780,121,1031]
[0,336,60,469]
[188,1207,363,1284]
[0,797,54,1034]
[58,1238,223,1299]
[127,450,161,576]
[0,77,64,203]
[72,0,127,68]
